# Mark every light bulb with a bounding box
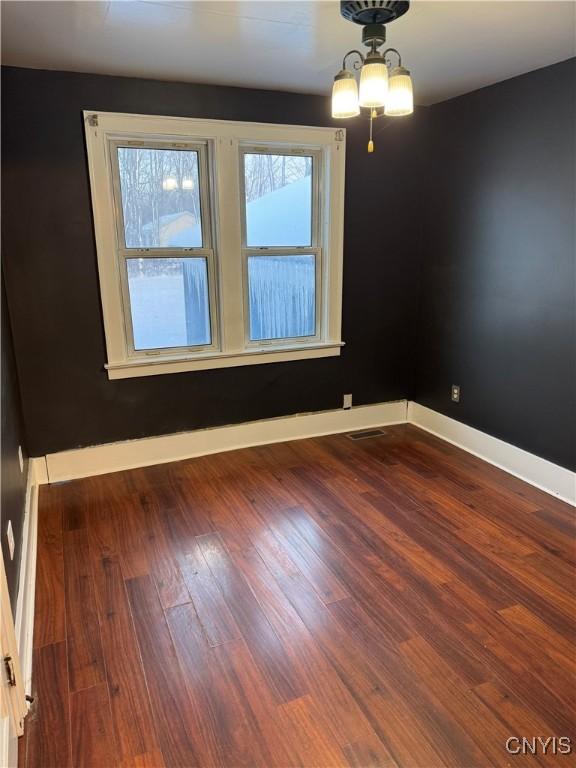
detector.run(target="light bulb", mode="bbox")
[332,70,360,118]
[385,66,413,116]
[359,55,388,109]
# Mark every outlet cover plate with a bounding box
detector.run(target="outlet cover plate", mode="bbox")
[343,393,353,409]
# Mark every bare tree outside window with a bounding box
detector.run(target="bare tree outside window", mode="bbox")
[117,147,202,248]
[244,153,313,247]
[244,153,312,203]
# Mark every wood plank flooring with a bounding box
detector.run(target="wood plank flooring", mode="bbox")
[20,425,575,767]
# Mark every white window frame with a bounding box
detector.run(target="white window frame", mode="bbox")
[84,111,346,379]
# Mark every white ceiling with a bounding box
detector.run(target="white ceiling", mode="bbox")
[1,1,574,105]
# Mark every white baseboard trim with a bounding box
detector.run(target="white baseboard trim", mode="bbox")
[0,715,15,768]
[15,462,40,699]
[42,400,409,483]
[32,399,574,507]
[29,457,48,487]
[408,402,576,506]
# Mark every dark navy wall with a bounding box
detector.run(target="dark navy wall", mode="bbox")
[1,268,29,610]
[2,60,574,472]
[1,66,427,456]
[415,58,576,470]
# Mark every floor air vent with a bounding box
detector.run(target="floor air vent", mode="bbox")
[347,428,386,440]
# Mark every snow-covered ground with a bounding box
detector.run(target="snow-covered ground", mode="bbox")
[129,275,194,350]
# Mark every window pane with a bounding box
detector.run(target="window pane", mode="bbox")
[117,147,203,248]
[244,153,313,247]
[127,258,210,350]
[248,255,315,341]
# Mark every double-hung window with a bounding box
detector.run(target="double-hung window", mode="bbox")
[84,112,345,378]
[113,140,217,355]
[241,147,321,345]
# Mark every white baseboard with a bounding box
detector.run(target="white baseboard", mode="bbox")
[408,402,576,506]
[29,457,48,486]
[15,462,40,699]
[32,399,574,507]
[43,400,409,483]
[0,715,16,768]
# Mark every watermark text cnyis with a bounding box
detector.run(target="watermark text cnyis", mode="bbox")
[505,737,572,755]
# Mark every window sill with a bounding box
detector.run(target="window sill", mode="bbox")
[105,342,344,379]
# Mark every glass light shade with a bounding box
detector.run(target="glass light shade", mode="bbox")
[359,58,388,108]
[385,67,413,116]
[332,71,360,118]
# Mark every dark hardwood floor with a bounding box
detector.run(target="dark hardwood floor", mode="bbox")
[20,425,575,767]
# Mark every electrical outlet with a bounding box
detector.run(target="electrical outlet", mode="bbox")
[6,520,15,560]
[451,385,460,403]
[18,445,24,473]
[343,393,353,410]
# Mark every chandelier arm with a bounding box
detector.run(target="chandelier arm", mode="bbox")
[342,49,365,71]
[383,47,402,68]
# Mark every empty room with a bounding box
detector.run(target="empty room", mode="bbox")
[1,1,575,766]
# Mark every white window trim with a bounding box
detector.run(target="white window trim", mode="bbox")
[84,111,346,379]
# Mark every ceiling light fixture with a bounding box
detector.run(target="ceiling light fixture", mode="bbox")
[332,1,414,152]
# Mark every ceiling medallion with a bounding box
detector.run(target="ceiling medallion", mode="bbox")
[332,1,414,152]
